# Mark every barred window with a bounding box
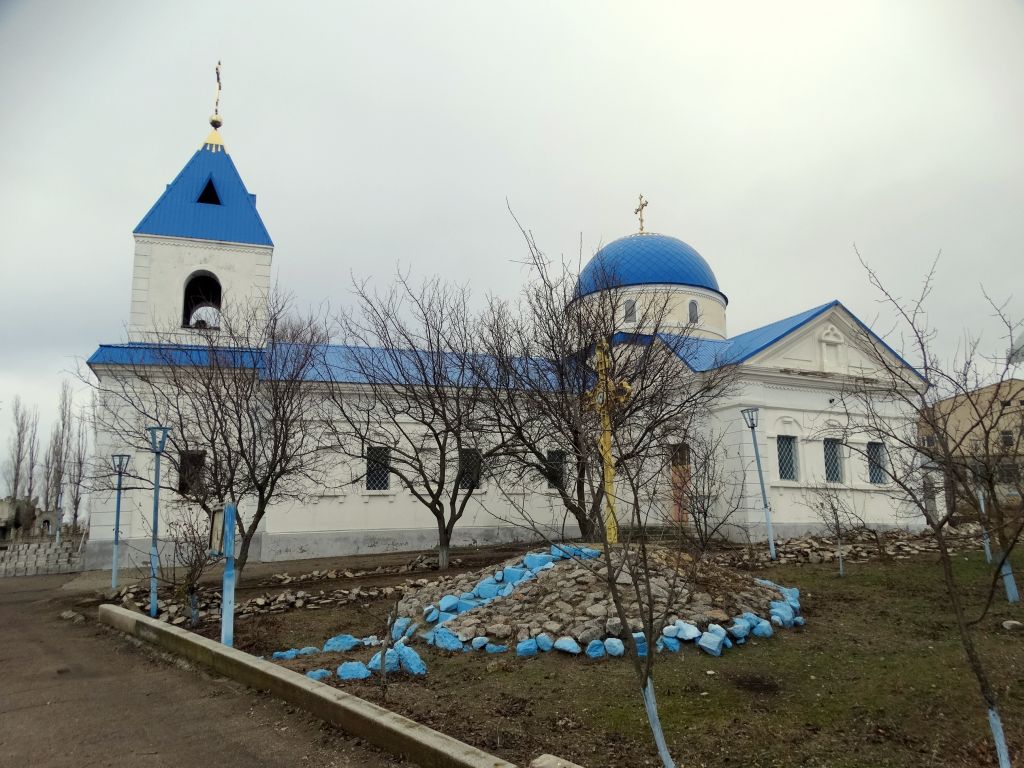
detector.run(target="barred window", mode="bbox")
[1000,430,1014,451]
[823,439,844,483]
[178,450,206,495]
[458,448,483,490]
[544,450,567,489]
[623,300,636,324]
[366,446,390,491]
[867,441,887,484]
[777,436,798,481]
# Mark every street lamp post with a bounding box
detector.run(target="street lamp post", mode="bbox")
[146,426,171,618]
[110,454,131,591]
[741,407,777,561]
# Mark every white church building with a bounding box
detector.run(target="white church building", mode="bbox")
[83,115,923,570]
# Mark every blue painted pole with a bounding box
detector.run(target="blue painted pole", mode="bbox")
[977,489,993,564]
[112,470,124,591]
[748,427,777,560]
[988,707,1011,768]
[150,450,161,618]
[221,503,237,647]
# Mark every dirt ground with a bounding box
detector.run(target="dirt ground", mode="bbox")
[215,547,1024,768]
[0,573,403,768]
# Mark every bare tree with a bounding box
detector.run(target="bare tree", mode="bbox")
[25,409,39,508]
[837,253,1023,765]
[67,411,89,530]
[4,396,32,499]
[325,274,497,571]
[86,290,331,572]
[40,382,74,525]
[675,430,748,554]
[476,223,735,543]
[801,483,873,576]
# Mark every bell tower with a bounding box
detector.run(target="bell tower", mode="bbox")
[127,83,273,338]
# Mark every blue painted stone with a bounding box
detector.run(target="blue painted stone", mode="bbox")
[604,638,625,657]
[675,622,702,642]
[577,546,601,560]
[751,620,774,639]
[438,594,459,613]
[471,636,489,650]
[554,636,582,654]
[500,584,516,597]
[474,581,501,600]
[485,643,508,654]
[771,615,783,627]
[706,624,727,639]
[423,604,435,616]
[770,600,795,628]
[660,636,681,653]
[697,632,724,657]
[457,598,480,614]
[297,646,321,656]
[516,638,539,657]
[585,639,605,658]
[728,618,751,640]
[493,571,504,583]
[425,607,439,623]
[503,566,528,584]
[524,552,555,571]
[323,634,361,653]
[398,645,428,676]
[536,633,554,652]
[338,661,372,680]
[662,624,679,638]
[368,648,400,673]
[306,668,332,681]
[272,649,299,660]
[550,544,570,560]
[418,630,435,645]
[793,616,806,627]
[632,632,648,658]
[391,617,412,642]
[362,635,380,646]
[404,622,419,639]
[460,592,477,601]
[432,627,464,652]
[757,579,801,611]
[437,611,457,624]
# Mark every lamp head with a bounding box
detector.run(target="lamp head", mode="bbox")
[111,454,131,474]
[147,426,171,454]
[740,407,760,430]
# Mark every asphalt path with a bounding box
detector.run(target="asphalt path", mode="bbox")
[0,574,403,768]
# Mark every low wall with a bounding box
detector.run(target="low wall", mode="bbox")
[99,604,517,768]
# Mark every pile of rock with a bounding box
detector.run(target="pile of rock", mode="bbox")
[711,524,984,569]
[260,555,464,587]
[394,544,800,657]
[112,579,410,626]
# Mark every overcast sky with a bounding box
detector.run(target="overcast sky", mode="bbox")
[1,1,1022,443]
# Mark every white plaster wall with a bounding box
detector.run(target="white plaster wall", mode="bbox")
[128,235,273,338]
[616,284,727,339]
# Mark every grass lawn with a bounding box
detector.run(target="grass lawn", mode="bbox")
[231,550,1024,767]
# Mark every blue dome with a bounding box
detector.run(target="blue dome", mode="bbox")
[576,233,725,302]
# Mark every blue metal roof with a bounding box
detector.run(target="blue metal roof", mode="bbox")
[660,299,925,381]
[576,233,724,301]
[134,142,273,247]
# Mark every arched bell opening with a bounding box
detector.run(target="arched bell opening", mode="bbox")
[182,271,222,329]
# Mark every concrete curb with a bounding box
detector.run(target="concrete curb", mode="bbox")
[99,604,516,768]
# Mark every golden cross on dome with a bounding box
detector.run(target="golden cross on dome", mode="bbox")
[634,194,648,233]
[211,60,223,129]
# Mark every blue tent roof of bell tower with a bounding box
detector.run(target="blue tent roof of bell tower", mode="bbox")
[133,141,273,247]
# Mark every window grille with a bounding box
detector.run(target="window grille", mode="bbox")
[178,450,206,495]
[623,300,636,324]
[1001,430,1014,451]
[867,441,887,484]
[777,436,798,480]
[458,448,483,490]
[823,439,844,483]
[544,450,567,489]
[366,446,390,490]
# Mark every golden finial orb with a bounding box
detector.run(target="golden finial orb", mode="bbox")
[210,114,223,129]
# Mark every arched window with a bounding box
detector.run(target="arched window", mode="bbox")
[688,300,699,324]
[182,271,222,329]
[623,299,636,324]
